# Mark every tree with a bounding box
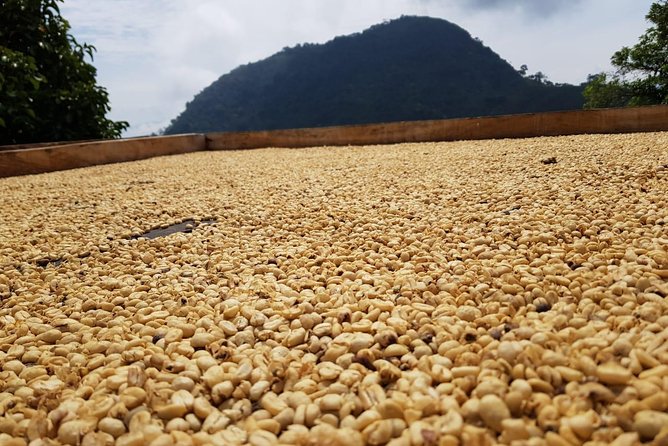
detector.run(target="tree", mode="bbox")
[0,0,128,145]
[527,71,552,85]
[582,74,634,108]
[584,0,668,108]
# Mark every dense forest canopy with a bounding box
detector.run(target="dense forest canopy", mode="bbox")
[165,16,584,135]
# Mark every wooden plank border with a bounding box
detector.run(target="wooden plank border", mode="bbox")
[206,105,668,150]
[0,134,205,178]
[1,105,667,178]
[0,139,98,152]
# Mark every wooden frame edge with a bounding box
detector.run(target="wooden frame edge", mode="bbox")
[1,105,667,178]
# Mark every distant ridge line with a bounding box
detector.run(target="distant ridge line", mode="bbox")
[165,16,585,134]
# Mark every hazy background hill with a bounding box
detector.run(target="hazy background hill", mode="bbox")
[165,16,584,134]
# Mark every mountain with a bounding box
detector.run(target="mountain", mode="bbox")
[164,16,584,134]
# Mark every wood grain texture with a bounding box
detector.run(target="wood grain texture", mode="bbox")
[0,134,205,178]
[206,105,668,150]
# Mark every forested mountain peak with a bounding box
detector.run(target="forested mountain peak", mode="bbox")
[165,16,583,134]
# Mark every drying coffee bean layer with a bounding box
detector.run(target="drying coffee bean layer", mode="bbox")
[0,132,667,446]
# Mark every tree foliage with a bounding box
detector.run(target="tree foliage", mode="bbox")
[584,1,668,108]
[0,0,128,145]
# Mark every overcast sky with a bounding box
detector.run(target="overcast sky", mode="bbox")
[61,0,655,136]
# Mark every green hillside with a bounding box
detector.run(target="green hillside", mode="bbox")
[165,16,584,134]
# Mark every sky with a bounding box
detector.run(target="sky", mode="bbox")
[60,0,655,137]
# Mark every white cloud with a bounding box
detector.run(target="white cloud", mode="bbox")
[60,0,655,136]
[448,0,583,17]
